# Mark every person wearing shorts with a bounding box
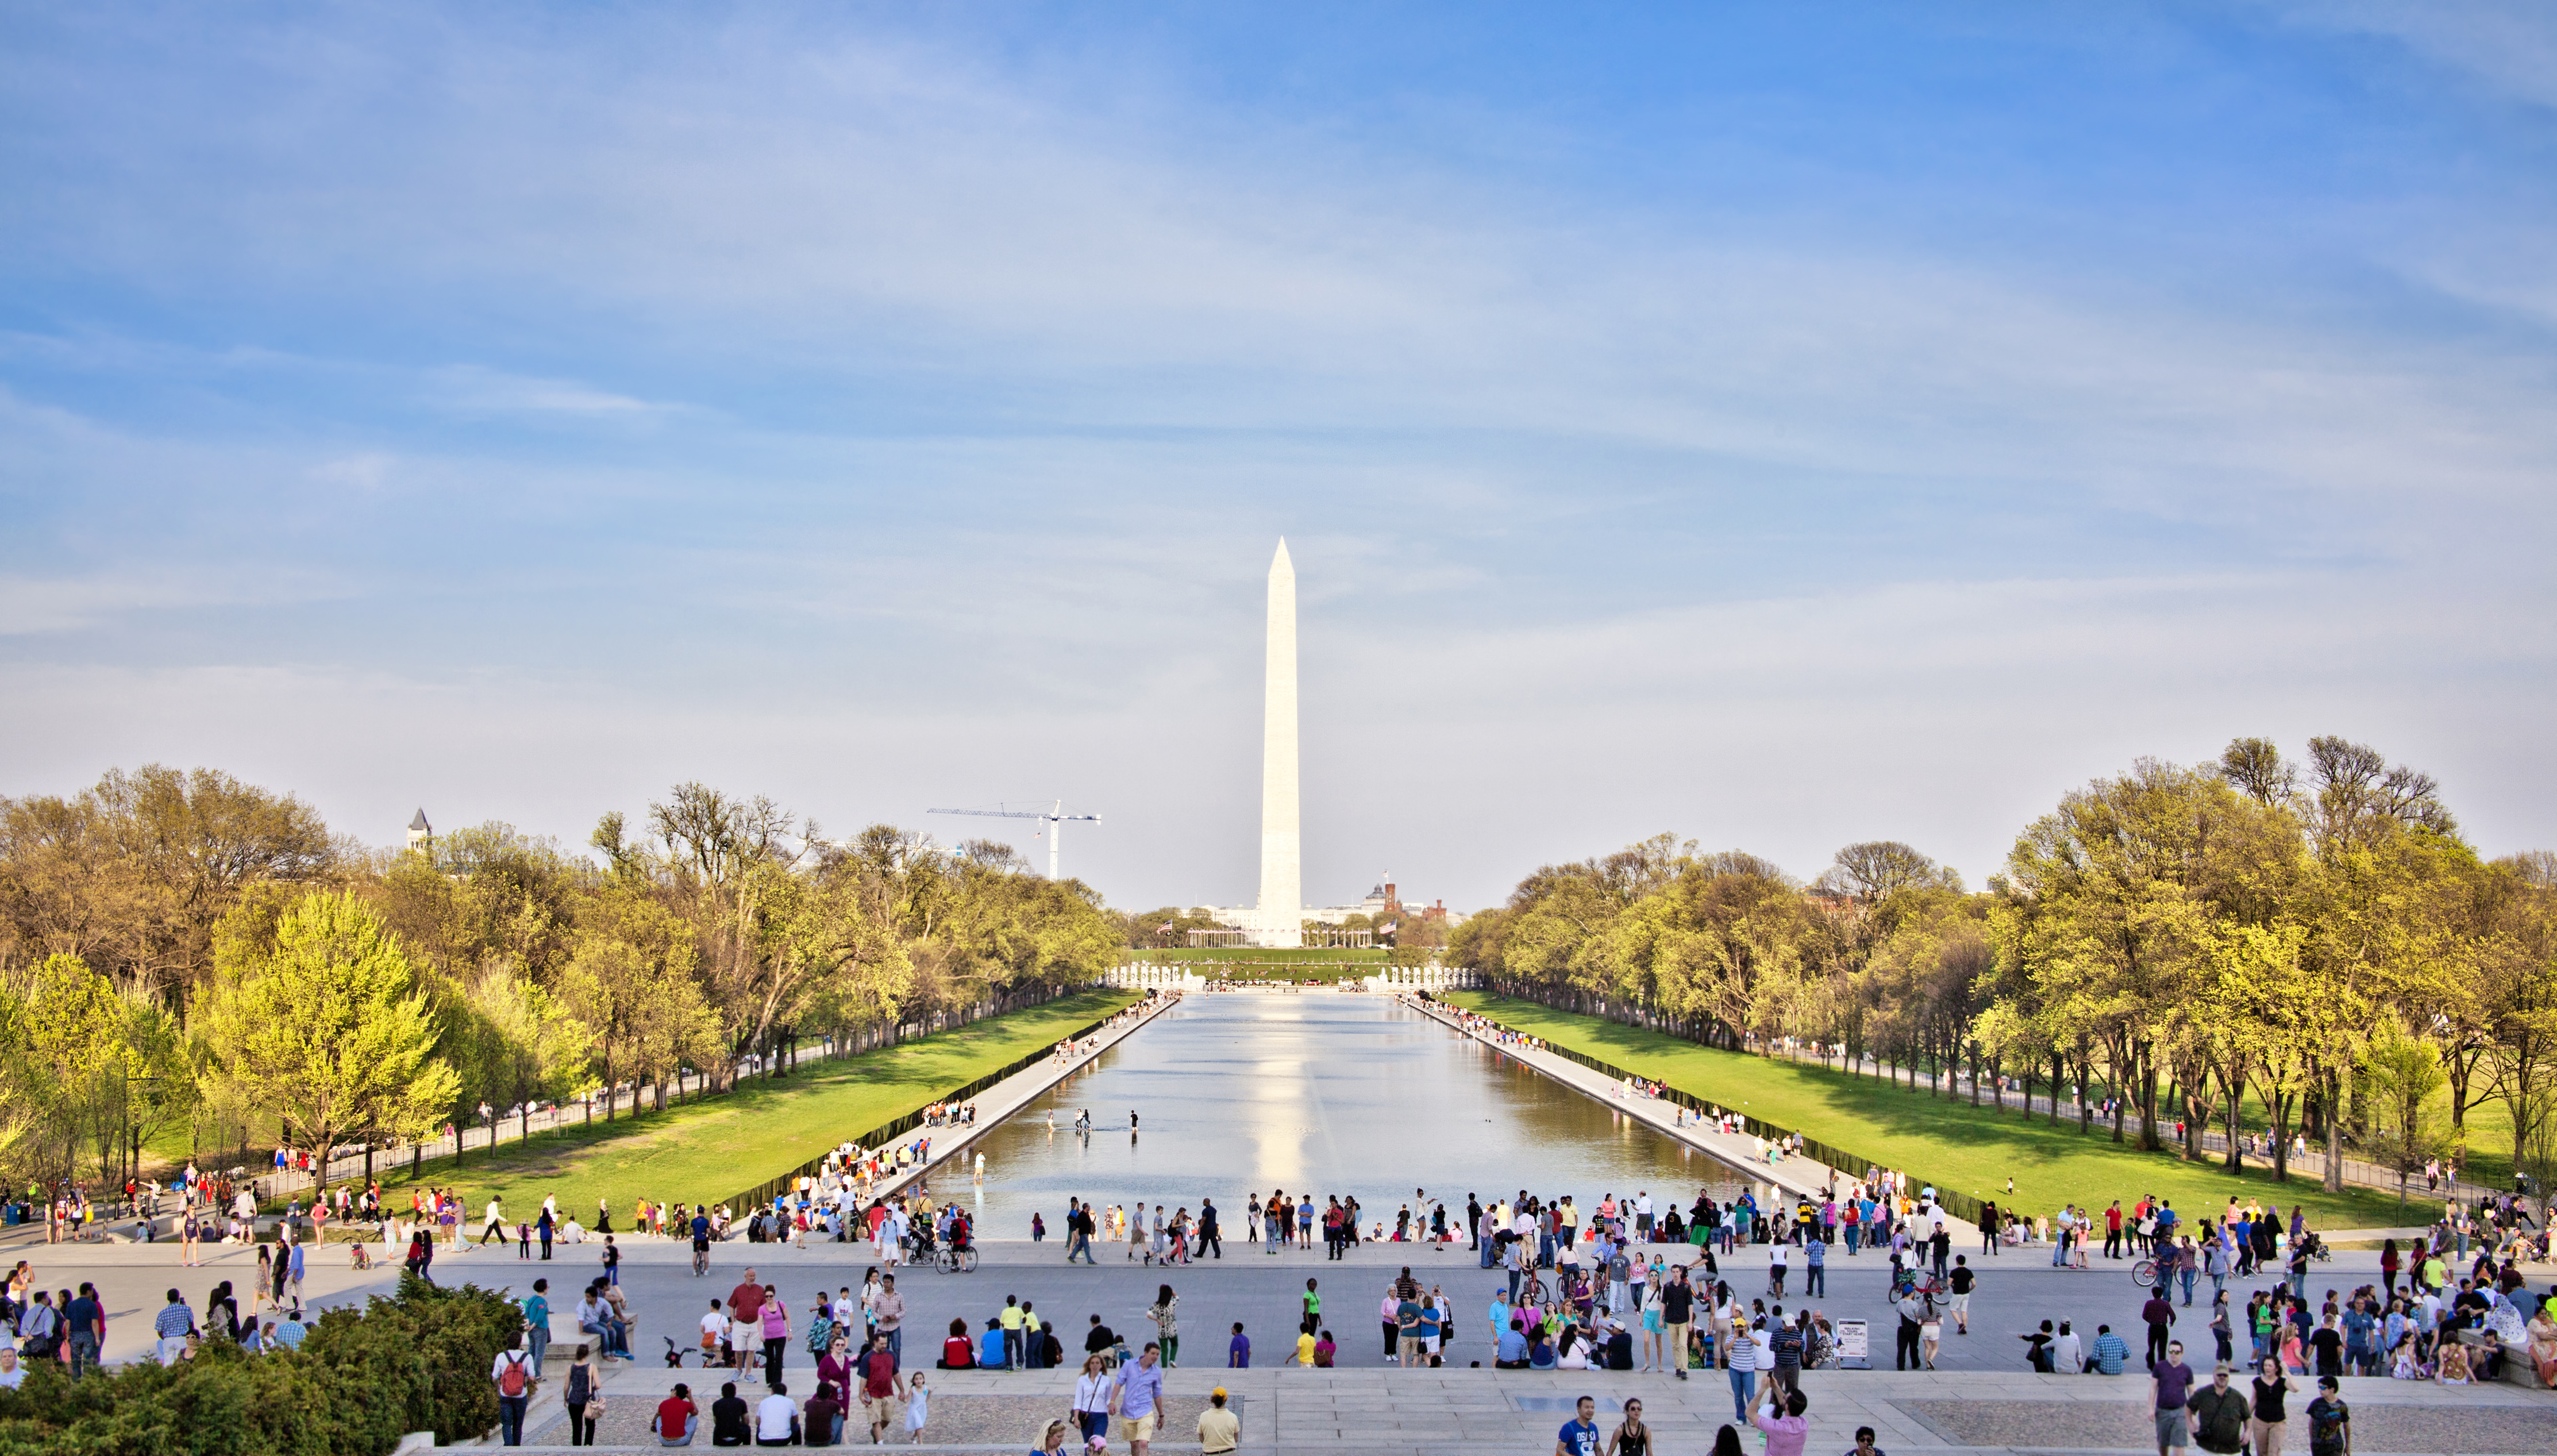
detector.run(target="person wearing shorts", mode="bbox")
[2151,1341,2195,1456]
[1949,1257,1974,1335]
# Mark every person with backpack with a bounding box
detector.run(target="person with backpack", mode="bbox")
[492,1332,536,1446]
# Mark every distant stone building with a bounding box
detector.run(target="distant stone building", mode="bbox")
[406,808,433,852]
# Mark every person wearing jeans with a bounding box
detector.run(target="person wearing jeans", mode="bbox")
[1724,1324,1757,1423]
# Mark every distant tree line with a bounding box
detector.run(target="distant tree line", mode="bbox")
[1450,736,2557,1197]
[0,767,1123,1189]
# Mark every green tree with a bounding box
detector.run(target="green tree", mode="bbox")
[197,892,460,1187]
[2358,1019,2449,1204]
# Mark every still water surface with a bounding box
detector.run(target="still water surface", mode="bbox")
[946,992,1738,1238]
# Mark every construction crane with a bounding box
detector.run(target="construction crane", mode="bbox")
[925,800,1101,881]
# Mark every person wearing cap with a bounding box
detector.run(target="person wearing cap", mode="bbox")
[2185,1361,2248,1455]
[1197,1386,1240,1455]
[2302,1376,2350,1456]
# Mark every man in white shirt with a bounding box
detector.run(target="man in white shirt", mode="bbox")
[756,1381,800,1443]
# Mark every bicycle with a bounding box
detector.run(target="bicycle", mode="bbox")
[938,1243,979,1274]
[1518,1272,1550,1307]
[2131,1258,2159,1288]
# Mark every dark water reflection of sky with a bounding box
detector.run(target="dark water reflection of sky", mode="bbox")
[940,993,1740,1239]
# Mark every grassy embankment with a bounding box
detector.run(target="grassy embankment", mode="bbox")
[368,989,1136,1219]
[1446,992,2422,1228]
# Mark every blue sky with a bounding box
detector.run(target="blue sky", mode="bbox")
[3,2,2552,911]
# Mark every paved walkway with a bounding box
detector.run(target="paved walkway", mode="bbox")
[506,1361,2556,1454]
[1399,995,1982,1242]
[857,991,1185,1205]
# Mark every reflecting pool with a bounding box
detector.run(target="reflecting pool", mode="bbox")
[944,992,1740,1239]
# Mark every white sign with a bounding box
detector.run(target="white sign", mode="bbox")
[1834,1319,1870,1369]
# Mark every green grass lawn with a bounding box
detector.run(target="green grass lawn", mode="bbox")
[363,989,1135,1221]
[1446,992,2427,1229]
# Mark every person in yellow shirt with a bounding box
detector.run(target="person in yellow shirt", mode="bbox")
[1294,1329,1317,1365]
[998,1296,1027,1370]
[1197,1388,1240,1455]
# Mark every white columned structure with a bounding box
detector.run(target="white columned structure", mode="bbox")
[1254,540,1303,948]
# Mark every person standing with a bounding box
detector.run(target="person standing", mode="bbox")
[1947,1257,1974,1335]
[1979,1200,2000,1256]
[1803,1234,1826,1298]
[2107,1201,2125,1261]
[64,1283,104,1378]
[524,1279,552,1380]
[1199,1200,1221,1260]
[1197,1386,1240,1456]
[1894,1287,1925,1370]
[2150,1341,2194,1456]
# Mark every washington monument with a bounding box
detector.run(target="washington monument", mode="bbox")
[1255,540,1302,947]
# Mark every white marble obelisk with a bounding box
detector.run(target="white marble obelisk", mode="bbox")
[1254,540,1303,947]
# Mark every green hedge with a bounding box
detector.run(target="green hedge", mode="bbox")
[0,1276,521,1455]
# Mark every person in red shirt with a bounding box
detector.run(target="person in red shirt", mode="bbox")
[653,1383,699,1444]
[938,1318,976,1369]
[729,1269,765,1323]
[2106,1202,2125,1260]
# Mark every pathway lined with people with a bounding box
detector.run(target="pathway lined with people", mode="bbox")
[1399,994,1984,1247]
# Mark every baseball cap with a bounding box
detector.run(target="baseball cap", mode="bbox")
[1211,1386,1228,1399]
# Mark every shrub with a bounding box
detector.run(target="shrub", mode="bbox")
[0,1276,522,1455]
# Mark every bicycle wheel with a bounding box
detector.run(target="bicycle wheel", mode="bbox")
[2132,1259,2156,1288]
[958,1247,979,1273]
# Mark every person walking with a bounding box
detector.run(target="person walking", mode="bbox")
[1198,1199,1222,1259]
[1894,1288,1925,1372]
[1110,1343,1165,1456]
[2185,1363,2248,1456]
[1948,1257,1973,1335]
[561,1342,599,1446]
[492,1333,534,1446]
[1147,1284,1180,1368]
[2249,1356,2294,1456]
[1659,1265,1694,1381]
[2150,1341,2194,1456]
[2142,1291,2177,1370]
